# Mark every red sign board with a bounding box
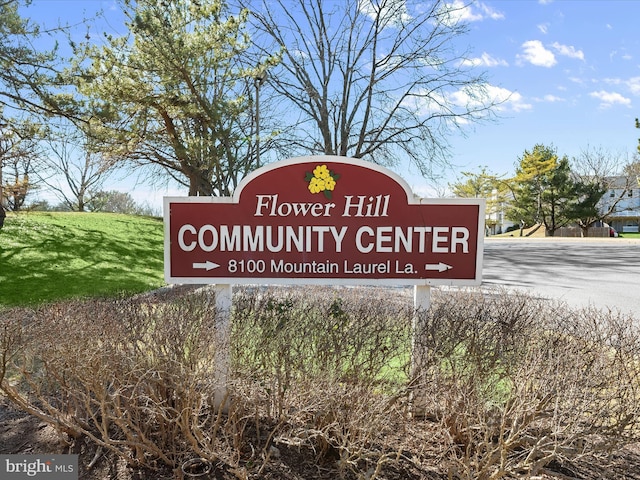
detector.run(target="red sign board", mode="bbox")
[164,156,485,286]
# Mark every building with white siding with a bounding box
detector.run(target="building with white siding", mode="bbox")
[598,176,640,233]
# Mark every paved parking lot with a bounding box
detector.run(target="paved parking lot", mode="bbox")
[482,238,640,319]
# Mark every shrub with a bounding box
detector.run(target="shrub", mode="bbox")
[410,289,640,479]
[1,286,639,479]
[0,292,233,471]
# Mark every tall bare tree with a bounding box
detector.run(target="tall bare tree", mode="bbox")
[36,124,113,211]
[572,145,636,233]
[0,119,42,211]
[0,125,41,211]
[243,0,500,175]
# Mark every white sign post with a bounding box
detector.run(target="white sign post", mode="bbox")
[164,156,485,409]
[212,284,232,409]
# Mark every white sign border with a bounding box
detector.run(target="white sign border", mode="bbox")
[163,156,485,286]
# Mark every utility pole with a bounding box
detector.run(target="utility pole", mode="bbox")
[0,123,5,214]
[0,157,4,226]
[0,123,5,228]
[254,72,266,169]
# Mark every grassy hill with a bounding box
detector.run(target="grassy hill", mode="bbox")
[0,211,165,307]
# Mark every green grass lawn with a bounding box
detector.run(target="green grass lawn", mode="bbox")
[619,232,640,239]
[0,211,166,307]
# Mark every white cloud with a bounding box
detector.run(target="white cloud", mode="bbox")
[609,50,633,62]
[487,86,532,112]
[517,40,556,67]
[603,77,622,86]
[448,84,532,113]
[292,49,309,60]
[358,0,411,26]
[476,2,505,20]
[542,94,564,102]
[627,77,640,95]
[603,77,640,95]
[550,42,585,61]
[589,90,631,108]
[460,52,508,68]
[442,0,504,24]
[537,23,549,34]
[402,83,531,121]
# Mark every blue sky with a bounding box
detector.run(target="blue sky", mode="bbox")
[20,0,640,209]
[429,0,640,192]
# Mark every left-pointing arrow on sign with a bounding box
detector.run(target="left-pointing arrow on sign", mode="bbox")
[424,262,452,272]
[193,261,220,271]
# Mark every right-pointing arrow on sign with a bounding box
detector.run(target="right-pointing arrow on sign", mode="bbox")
[425,262,453,272]
[193,261,220,271]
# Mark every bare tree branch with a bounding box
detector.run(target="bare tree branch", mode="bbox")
[243,0,501,176]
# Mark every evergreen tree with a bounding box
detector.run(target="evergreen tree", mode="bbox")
[507,144,557,229]
[0,0,68,117]
[508,144,600,236]
[70,0,279,196]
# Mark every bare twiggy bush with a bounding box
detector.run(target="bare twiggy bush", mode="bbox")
[411,288,640,479]
[0,292,236,472]
[1,286,639,479]
[230,286,415,477]
[231,287,413,404]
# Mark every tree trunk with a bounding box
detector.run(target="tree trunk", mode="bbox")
[525,223,543,237]
[188,171,214,197]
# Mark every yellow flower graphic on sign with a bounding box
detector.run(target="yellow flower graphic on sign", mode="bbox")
[305,164,340,199]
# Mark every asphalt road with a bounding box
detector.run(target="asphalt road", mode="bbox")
[482,238,640,319]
